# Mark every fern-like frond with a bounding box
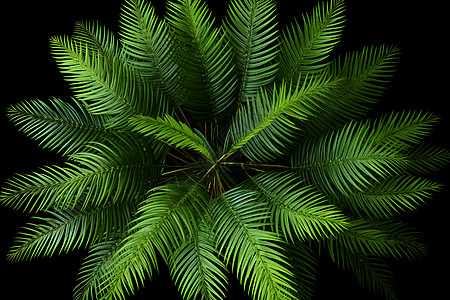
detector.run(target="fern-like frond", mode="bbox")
[212,187,295,300]
[167,0,236,120]
[120,0,183,106]
[1,133,158,211]
[7,202,134,262]
[72,20,120,61]
[50,35,168,124]
[276,0,345,83]
[292,119,410,197]
[74,237,122,300]
[301,45,400,137]
[337,176,442,219]
[7,98,110,156]
[328,219,426,261]
[129,114,215,162]
[226,73,337,161]
[170,221,228,300]
[100,180,209,300]
[371,110,440,151]
[405,143,450,173]
[240,171,348,242]
[224,0,278,103]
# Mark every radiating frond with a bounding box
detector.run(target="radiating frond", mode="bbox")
[405,143,450,173]
[50,35,168,124]
[371,110,440,151]
[72,20,120,60]
[170,221,228,300]
[336,176,442,219]
[74,237,122,300]
[7,202,134,262]
[129,114,215,161]
[285,242,318,300]
[276,0,345,83]
[328,219,426,260]
[7,97,111,156]
[240,171,348,242]
[226,73,337,161]
[224,0,278,103]
[301,45,400,137]
[100,180,209,300]
[292,119,410,197]
[120,0,183,107]
[167,0,236,120]
[212,187,296,300]
[1,133,158,212]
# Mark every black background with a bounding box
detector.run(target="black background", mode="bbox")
[1,0,448,299]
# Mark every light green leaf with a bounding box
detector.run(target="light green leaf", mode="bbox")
[130,114,215,162]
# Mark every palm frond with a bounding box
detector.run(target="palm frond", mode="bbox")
[50,35,168,124]
[212,187,295,300]
[240,171,348,242]
[328,219,426,260]
[226,73,337,161]
[100,180,209,300]
[7,97,111,156]
[74,237,122,300]
[337,176,442,219]
[276,0,345,83]
[120,0,183,107]
[7,202,134,262]
[167,0,236,120]
[224,0,278,103]
[129,114,215,162]
[405,143,450,173]
[371,110,440,151]
[292,119,409,197]
[170,221,228,300]
[1,133,158,212]
[72,20,120,60]
[301,45,400,137]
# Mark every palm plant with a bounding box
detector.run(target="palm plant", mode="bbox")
[2,0,448,299]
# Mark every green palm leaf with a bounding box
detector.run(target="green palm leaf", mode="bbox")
[212,187,295,300]
[120,0,183,107]
[226,73,337,161]
[285,242,318,300]
[276,0,345,83]
[72,20,120,60]
[292,119,409,197]
[74,237,122,300]
[337,176,442,219]
[329,249,397,300]
[1,133,158,211]
[301,45,400,137]
[100,180,209,300]
[240,171,348,242]
[224,0,278,103]
[51,35,168,124]
[129,114,215,161]
[6,97,111,156]
[328,219,426,260]
[170,221,228,300]
[7,202,134,262]
[167,0,236,120]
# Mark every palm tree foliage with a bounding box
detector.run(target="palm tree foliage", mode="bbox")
[2,0,449,299]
